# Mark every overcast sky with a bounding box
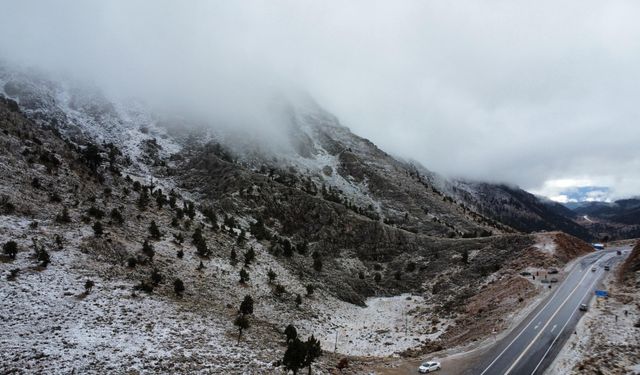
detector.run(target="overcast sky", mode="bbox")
[1,1,640,201]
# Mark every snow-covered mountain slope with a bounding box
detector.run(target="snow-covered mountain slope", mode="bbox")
[3,64,607,244]
[0,66,180,177]
[0,67,603,373]
[1,65,504,238]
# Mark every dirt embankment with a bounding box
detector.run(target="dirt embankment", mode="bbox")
[552,232,594,263]
[442,232,592,348]
[619,240,640,285]
[440,276,538,348]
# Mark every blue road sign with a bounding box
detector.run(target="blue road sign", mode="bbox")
[595,290,608,297]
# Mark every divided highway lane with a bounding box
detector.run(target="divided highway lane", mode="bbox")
[465,248,626,375]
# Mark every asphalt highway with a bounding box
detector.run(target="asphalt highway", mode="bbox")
[465,248,627,375]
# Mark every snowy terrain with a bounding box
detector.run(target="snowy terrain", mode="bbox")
[303,294,448,357]
[533,233,558,256]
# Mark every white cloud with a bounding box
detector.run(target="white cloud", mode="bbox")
[549,195,571,204]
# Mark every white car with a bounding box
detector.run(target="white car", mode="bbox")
[418,361,441,373]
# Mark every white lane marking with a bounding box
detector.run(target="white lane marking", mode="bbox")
[550,324,557,333]
[503,263,599,375]
[529,270,603,375]
[534,321,541,330]
[478,252,605,375]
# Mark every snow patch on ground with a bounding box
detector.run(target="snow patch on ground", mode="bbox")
[533,233,558,256]
[301,294,447,357]
[0,218,281,374]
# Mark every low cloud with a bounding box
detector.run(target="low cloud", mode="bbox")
[1,1,640,199]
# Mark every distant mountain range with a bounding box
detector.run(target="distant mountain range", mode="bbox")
[439,180,594,241]
[563,198,640,240]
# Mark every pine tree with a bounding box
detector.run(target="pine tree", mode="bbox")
[142,240,155,260]
[283,239,293,257]
[296,241,308,256]
[192,227,204,245]
[155,192,166,209]
[285,324,298,344]
[267,269,277,284]
[173,232,184,244]
[295,294,303,306]
[151,269,163,285]
[168,191,177,208]
[87,206,105,219]
[183,200,195,219]
[305,284,314,296]
[313,257,323,272]
[237,229,246,245]
[244,247,255,266]
[224,215,237,229]
[56,207,72,223]
[202,206,217,225]
[149,221,162,240]
[234,314,249,342]
[110,208,124,225]
[84,279,94,293]
[196,239,210,257]
[137,188,149,210]
[303,335,322,375]
[3,241,18,259]
[239,268,249,284]
[230,248,238,266]
[7,268,19,281]
[174,278,185,296]
[92,221,103,237]
[38,249,50,267]
[283,338,307,375]
[250,217,270,241]
[240,295,254,315]
[234,295,254,342]
[273,283,286,297]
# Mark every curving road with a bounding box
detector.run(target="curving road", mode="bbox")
[465,247,627,375]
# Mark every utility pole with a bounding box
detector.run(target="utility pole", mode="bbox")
[334,331,338,353]
[405,306,408,337]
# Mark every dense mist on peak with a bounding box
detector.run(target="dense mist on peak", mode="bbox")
[1,1,640,199]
